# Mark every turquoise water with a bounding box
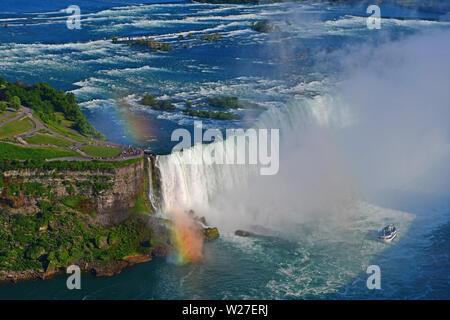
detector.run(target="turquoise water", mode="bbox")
[0,1,449,299]
[0,207,448,299]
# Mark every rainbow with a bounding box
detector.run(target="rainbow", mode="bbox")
[114,97,157,146]
[113,100,204,264]
[168,209,204,265]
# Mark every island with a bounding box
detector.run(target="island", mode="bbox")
[112,37,171,52]
[141,93,177,111]
[183,108,241,120]
[140,93,265,120]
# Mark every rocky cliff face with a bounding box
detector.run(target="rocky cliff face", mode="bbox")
[94,160,146,220]
[146,153,162,211]
[0,157,167,282]
[0,156,219,282]
[0,159,147,223]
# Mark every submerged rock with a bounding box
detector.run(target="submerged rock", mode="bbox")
[185,210,220,241]
[235,230,254,237]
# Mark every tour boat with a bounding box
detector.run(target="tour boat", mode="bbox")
[378,224,397,242]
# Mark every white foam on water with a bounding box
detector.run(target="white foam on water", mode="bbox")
[99,65,171,76]
[78,98,115,110]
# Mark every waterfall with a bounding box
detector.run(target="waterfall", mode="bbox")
[155,141,255,211]
[146,157,158,211]
[147,94,352,226]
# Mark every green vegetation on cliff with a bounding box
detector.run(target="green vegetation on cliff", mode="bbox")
[0,156,158,278]
[0,203,153,272]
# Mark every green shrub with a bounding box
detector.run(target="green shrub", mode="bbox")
[25,246,45,259]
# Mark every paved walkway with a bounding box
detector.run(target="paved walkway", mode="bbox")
[0,108,25,126]
[0,110,12,122]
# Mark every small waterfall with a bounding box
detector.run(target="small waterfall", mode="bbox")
[146,153,162,211]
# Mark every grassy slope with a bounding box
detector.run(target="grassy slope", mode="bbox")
[55,112,75,128]
[0,117,35,139]
[0,111,18,124]
[34,113,89,143]
[80,145,123,157]
[0,142,79,160]
[24,134,74,147]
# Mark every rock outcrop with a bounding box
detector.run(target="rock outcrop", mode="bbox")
[187,210,220,241]
[0,159,146,222]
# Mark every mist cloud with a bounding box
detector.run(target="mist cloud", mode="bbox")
[336,29,450,199]
[205,28,450,231]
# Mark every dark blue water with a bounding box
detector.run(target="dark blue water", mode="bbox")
[0,1,449,299]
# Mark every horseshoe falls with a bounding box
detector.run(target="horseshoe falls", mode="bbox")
[0,0,449,299]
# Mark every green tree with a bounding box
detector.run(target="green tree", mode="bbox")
[9,96,21,110]
[142,93,157,106]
